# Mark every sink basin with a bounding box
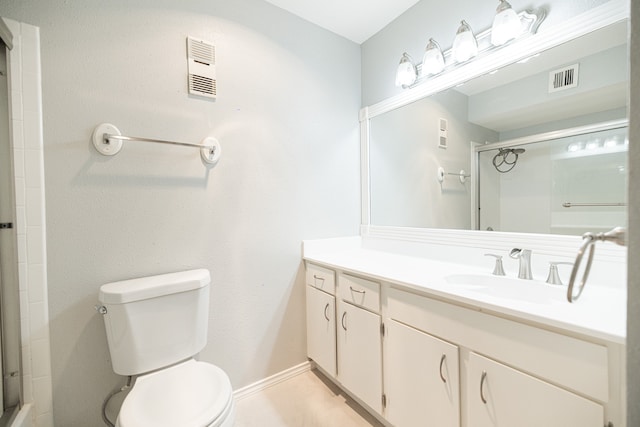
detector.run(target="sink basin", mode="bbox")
[444,274,567,304]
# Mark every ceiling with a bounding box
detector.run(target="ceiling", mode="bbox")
[263,0,421,44]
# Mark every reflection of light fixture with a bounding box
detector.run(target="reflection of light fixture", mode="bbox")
[421,39,445,76]
[491,0,523,46]
[452,21,478,63]
[395,52,417,88]
[586,139,601,150]
[567,142,583,152]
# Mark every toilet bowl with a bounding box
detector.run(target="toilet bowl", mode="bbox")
[97,269,235,427]
[116,360,235,427]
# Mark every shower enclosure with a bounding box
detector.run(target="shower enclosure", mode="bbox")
[0,39,23,424]
[475,120,628,235]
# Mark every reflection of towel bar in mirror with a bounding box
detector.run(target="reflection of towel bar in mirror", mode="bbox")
[91,123,221,165]
[437,167,470,184]
[562,202,627,208]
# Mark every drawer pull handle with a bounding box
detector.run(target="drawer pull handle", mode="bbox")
[323,303,330,321]
[480,371,488,404]
[313,274,325,282]
[349,286,366,294]
[439,354,447,383]
[341,312,347,331]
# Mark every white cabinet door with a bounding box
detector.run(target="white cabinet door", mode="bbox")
[337,300,382,414]
[467,352,603,427]
[385,320,460,427]
[306,285,336,377]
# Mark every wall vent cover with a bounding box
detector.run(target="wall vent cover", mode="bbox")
[548,63,579,93]
[187,37,217,99]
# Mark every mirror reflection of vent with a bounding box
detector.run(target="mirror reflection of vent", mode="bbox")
[548,63,579,93]
[187,37,217,100]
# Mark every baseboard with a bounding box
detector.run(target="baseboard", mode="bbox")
[233,361,313,401]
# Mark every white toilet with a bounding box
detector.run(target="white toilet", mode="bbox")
[98,269,235,427]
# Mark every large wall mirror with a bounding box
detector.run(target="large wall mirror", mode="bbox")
[364,7,628,237]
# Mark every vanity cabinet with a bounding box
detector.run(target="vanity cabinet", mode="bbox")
[305,264,336,377]
[384,319,460,427]
[336,274,383,414]
[467,352,603,427]
[305,262,618,427]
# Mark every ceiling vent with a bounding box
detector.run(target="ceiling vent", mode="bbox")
[548,63,579,93]
[187,37,217,100]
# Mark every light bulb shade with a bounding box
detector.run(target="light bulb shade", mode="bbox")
[395,52,417,87]
[491,0,523,46]
[421,39,445,76]
[452,21,478,63]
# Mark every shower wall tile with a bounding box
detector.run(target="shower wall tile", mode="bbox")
[28,301,48,342]
[26,188,43,226]
[32,376,52,416]
[21,344,31,376]
[24,142,42,180]
[9,90,22,120]
[30,338,51,379]
[22,373,33,404]
[15,205,26,236]
[13,147,24,178]
[14,176,25,206]
[26,226,44,264]
[23,112,40,151]
[21,72,41,114]
[6,19,54,427]
[27,264,45,303]
[11,119,24,149]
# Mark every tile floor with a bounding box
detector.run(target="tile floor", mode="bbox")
[234,369,385,427]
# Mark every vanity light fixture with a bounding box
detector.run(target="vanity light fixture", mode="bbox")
[421,39,445,76]
[395,52,418,88]
[395,2,544,89]
[452,21,478,63]
[491,0,523,46]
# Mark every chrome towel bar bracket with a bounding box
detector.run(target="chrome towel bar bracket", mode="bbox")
[91,123,221,165]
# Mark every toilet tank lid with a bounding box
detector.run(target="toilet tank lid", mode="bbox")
[99,269,210,304]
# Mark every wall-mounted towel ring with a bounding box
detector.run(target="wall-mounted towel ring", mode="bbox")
[91,123,221,165]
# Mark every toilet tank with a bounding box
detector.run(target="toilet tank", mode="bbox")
[98,269,210,376]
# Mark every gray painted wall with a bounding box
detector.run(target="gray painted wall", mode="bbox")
[361,0,612,106]
[0,1,361,426]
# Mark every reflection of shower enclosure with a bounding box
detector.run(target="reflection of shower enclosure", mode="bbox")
[476,121,627,235]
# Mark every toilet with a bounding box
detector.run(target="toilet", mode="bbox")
[98,269,235,427]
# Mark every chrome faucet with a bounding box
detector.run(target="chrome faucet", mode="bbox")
[509,248,532,280]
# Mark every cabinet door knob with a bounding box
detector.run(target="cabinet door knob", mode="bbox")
[341,312,347,331]
[480,371,488,404]
[349,286,366,294]
[313,274,325,282]
[439,354,447,383]
[323,303,330,321]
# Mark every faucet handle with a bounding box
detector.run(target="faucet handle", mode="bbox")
[484,254,506,276]
[546,261,573,286]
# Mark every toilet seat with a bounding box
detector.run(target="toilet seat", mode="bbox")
[117,359,234,427]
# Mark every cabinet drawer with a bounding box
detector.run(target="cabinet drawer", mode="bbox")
[338,273,380,313]
[306,263,336,295]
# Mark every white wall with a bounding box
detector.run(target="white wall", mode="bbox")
[0,1,361,426]
[361,0,612,106]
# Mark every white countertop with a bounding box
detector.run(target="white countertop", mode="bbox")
[303,246,626,344]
